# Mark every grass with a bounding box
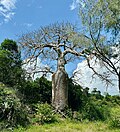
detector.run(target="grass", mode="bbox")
[2,106,120,132]
[12,119,120,132]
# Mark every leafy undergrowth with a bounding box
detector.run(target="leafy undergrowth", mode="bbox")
[1,82,120,132]
[1,102,120,132]
[109,106,120,129]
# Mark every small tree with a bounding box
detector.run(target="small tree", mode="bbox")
[19,23,87,110]
[0,39,23,86]
[78,0,120,91]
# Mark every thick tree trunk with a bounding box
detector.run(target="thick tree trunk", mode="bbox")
[52,57,68,110]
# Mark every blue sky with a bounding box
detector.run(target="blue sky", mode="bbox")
[0,0,80,43]
[0,0,81,75]
[0,0,118,95]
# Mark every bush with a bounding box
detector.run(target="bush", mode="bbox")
[0,83,29,130]
[81,102,110,121]
[109,107,120,129]
[104,95,120,106]
[109,116,120,128]
[32,103,57,124]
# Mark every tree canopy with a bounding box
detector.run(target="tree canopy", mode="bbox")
[19,22,89,110]
[0,39,23,86]
[78,0,120,90]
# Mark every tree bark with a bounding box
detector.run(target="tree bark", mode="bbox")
[52,57,68,110]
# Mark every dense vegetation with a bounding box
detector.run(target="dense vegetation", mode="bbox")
[0,0,119,130]
[0,39,120,131]
[0,76,120,131]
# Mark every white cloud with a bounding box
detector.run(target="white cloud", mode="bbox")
[4,12,15,22]
[0,0,16,22]
[70,0,85,10]
[23,57,52,81]
[74,53,119,95]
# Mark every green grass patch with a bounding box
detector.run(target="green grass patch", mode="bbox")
[13,119,120,132]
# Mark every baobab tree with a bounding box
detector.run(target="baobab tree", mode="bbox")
[19,23,88,110]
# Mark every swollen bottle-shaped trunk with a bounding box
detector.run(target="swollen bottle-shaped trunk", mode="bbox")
[52,57,68,110]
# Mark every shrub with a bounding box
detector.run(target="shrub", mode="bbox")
[109,107,120,129]
[0,83,29,130]
[109,116,120,128]
[32,103,57,124]
[82,102,110,121]
[104,95,120,106]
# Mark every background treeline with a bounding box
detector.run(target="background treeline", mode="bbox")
[0,39,120,130]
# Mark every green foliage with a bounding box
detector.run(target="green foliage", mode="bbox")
[79,0,120,36]
[79,0,119,92]
[104,0,120,35]
[102,94,120,106]
[0,83,29,130]
[32,103,57,124]
[109,116,120,128]
[68,79,110,121]
[1,39,18,52]
[20,77,52,104]
[0,50,13,85]
[68,79,84,111]
[13,119,120,132]
[0,39,24,87]
[109,107,120,128]
[34,77,52,103]
[80,101,110,121]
